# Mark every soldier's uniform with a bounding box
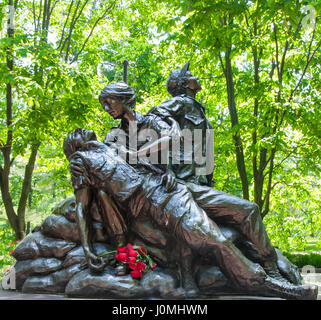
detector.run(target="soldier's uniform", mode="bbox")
[70,140,268,289]
[148,94,277,265]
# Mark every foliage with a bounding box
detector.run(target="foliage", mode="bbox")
[283,251,321,269]
[145,0,321,214]
[0,0,320,254]
[0,0,161,239]
[129,0,321,251]
[0,219,17,278]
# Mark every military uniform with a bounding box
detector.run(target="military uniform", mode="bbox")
[148,95,214,186]
[148,94,277,264]
[70,140,267,289]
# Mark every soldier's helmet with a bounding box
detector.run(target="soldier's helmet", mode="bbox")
[166,61,202,97]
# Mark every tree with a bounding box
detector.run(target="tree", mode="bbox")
[0,0,116,239]
[140,0,321,218]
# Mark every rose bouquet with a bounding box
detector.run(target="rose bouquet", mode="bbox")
[95,243,157,279]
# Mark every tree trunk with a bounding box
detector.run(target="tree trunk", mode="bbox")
[224,46,249,200]
[0,166,18,233]
[251,43,267,211]
[16,143,40,239]
[0,0,38,240]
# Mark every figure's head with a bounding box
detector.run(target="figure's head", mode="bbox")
[63,128,97,159]
[166,61,201,98]
[99,81,136,119]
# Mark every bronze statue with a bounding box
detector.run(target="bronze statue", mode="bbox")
[66,67,317,299]
[63,129,126,272]
[64,128,317,300]
[148,61,214,187]
[8,64,318,299]
[98,77,299,285]
[147,63,284,281]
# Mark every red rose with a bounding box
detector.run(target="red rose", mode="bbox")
[129,261,146,271]
[135,261,146,272]
[150,262,157,270]
[115,252,128,262]
[126,243,134,250]
[128,249,138,257]
[117,247,128,253]
[127,256,136,265]
[130,270,142,279]
[129,263,138,270]
[137,245,146,255]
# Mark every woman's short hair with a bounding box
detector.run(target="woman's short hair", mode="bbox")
[99,81,136,109]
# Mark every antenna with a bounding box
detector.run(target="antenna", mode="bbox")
[123,59,129,83]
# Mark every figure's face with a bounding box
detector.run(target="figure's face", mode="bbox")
[63,129,96,159]
[100,96,125,119]
[73,129,96,147]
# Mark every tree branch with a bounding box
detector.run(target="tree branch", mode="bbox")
[218,52,226,76]
[273,22,280,80]
[57,0,74,49]
[279,40,289,81]
[272,143,304,172]
[49,0,58,16]
[71,1,116,63]
[269,58,276,79]
[32,0,37,32]
[60,0,81,54]
[289,24,320,102]
[16,143,40,238]
[41,0,48,40]
[244,13,253,39]
[37,0,43,34]
[64,0,90,62]
[262,149,275,217]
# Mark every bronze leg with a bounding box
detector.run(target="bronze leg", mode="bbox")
[96,190,127,247]
[187,183,277,264]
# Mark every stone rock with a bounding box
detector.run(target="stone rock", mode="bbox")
[63,246,85,268]
[41,214,80,243]
[65,267,144,298]
[22,264,83,294]
[93,242,114,255]
[15,258,63,290]
[65,265,189,299]
[12,232,77,261]
[52,197,76,222]
[140,267,182,298]
[62,243,115,269]
[196,265,229,293]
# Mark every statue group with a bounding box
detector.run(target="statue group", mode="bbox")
[11,63,318,299]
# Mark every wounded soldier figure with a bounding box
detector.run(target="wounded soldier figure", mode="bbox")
[63,128,318,300]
